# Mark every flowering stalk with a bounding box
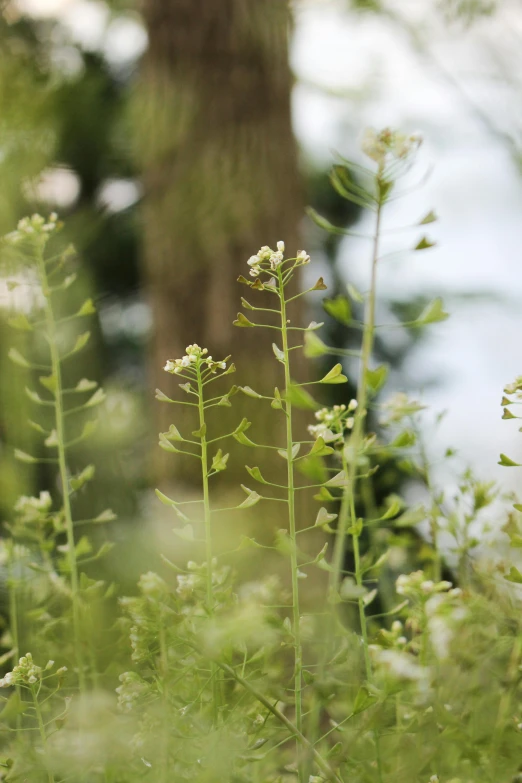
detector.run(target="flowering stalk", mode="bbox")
[4,214,111,693]
[160,344,236,722]
[235,241,344,781]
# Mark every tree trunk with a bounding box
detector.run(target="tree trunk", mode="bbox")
[138,0,303,487]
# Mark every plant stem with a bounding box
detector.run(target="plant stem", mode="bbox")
[7,549,22,730]
[215,660,343,783]
[32,685,55,783]
[279,268,304,781]
[332,194,385,782]
[196,365,219,721]
[37,247,86,694]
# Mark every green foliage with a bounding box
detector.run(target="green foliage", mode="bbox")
[0,130,521,783]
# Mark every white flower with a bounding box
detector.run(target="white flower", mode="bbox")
[180,356,191,367]
[277,240,285,253]
[297,250,310,264]
[249,267,260,277]
[247,255,260,266]
[164,360,176,372]
[219,362,226,369]
[348,399,358,411]
[346,417,354,430]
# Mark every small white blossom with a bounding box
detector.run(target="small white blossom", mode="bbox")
[276,240,285,252]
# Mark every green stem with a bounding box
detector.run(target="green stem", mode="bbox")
[335,193,385,782]
[196,365,220,721]
[159,613,169,782]
[32,685,55,783]
[279,270,304,782]
[37,246,86,694]
[7,549,22,730]
[214,660,343,783]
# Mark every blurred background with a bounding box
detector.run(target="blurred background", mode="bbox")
[1,0,521,576]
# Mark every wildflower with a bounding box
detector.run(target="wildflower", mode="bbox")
[361,127,422,167]
[277,240,285,252]
[297,250,310,264]
[348,398,358,411]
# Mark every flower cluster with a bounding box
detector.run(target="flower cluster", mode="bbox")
[247,241,310,278]
[307,400,357,442]
[4,213,60,245]
[116,671,149,713]
[0,653,51,687]
[14,491,52,523]
[361,127,422,167]
[396,571,453,599]
[163,344,226,375]
[504,376,522,396]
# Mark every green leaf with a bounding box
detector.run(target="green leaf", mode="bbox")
[84,388,106,409]
[233,312,256,328]
[8,348,30,368]
[323,296,351,326]
[347,283,365,303]
[238,485,262,509]
[70,464,95,492]
[366,364,388,394]
[245,466,270,485]
[39,374,57,394]
[325,470,349,488]
[314,486,336,503]
[172,524,195,541]
[155,489,178,508]
[499,453,521,467]
[311,277,328,291]
[76,298,96,317]
[340,577,367,601]
[415,298,449,326]
[75,419,98,444]
[211,449,229,472]
[7,314,33,331]
[303,331,329,358]
[315,507,338,527]
[395,505,426,527]
[240,386,263,399]
[74,379,98,393]
[307,207,337,233]
[233,418,251,434]
[14,449,37,464]
[28,420,48,436]
[271,387,283,410]
[309,436,334,457]
[158,435,180,453]
[277,443,301,460]
[390,430,416,448]
[353,684,379,715]
[272,343,285,363]
[93,509,117,523]
[505,566,522,584]
[285,384,317,410]
[419,210,437,225]
[68,331,91,357]
[155,389,175,403]
[75,536,93,558]
[44,429,59,448]
[380,497,402,520]
[319,363,348,385]
[414,236,436,251]
[163,424,183,442]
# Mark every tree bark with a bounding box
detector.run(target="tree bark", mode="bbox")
[138,0,303,486]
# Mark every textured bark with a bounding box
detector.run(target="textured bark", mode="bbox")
[138,0,303,485]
